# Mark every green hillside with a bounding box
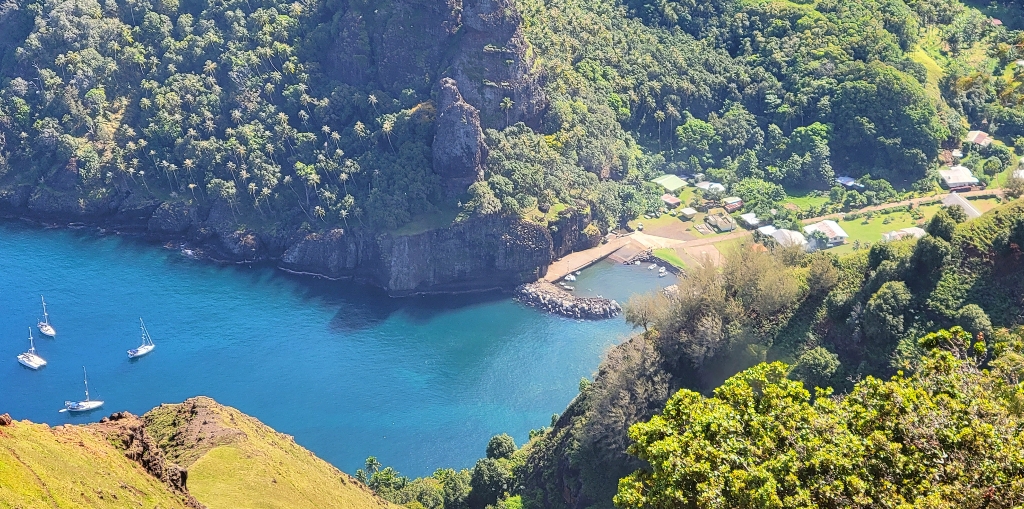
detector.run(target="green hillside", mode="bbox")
[0,399,398,509]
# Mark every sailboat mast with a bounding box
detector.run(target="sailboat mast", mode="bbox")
[41,296,49,324]
[83,367,90,401]
[28,328,34,352]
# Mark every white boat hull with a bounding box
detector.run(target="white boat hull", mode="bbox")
[128,344,155,358]
[37,322,56,337]
[17,353,46,370]
[61,400,104,413]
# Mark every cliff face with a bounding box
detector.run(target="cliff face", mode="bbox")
[316,0,546,193]
[281,214,555,294]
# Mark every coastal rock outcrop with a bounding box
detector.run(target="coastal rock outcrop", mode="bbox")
[148,201,197,235]
[433,78,487,196]
[514,281,621,319]
[281,215,554,294]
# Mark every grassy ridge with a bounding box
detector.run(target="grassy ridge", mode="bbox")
[144,397,397,509]
[0,420,190,508]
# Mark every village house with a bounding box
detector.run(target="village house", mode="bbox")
[661,193,681,209]
[679,207,698,220]
[882,227,927,242]
[651,174,688,193]
[705,210,736,232]
[804,220,849,247]
[771,229,808,249]
[938,165,980,189]
[723,196,743,212]
[739,212,760,228]
[965,130,993,147]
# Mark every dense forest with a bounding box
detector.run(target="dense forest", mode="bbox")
[2,0,1023,238]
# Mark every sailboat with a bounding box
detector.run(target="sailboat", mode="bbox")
[128,318,156,359]
[17,328,47,370]
[37,296,56,337]
[60,367,103,413]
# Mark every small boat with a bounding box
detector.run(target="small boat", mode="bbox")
[60,367,103,413]
[564,285,575,291]
[659,272,668,278]
[634,260,641,265]
[574,271,581,275]
[128,318,156,359]
[659,266,667,273]
[17,328,47,370]
[37,296,56,337]
[648,264,657,270]
[564,274,576,282]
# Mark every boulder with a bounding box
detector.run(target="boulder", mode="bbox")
[148,201,197,235]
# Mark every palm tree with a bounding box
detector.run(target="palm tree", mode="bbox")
[339,208,349,228]
[381,118,395,153]
[313,205,326,222]
[368,94,379,115]
[500,97,514,127]
[183,158,195,180]
[188,183,198,201]
[339,172,349,194]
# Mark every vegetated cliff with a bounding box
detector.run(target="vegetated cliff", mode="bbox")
[0,399,397,509]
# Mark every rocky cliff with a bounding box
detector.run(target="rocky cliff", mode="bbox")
[280,213,555,294]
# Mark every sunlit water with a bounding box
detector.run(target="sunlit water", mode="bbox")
[0,223,674,476]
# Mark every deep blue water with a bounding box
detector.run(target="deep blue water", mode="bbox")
[0,222,674,476]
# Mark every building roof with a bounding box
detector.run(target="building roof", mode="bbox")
[651,174,688,193]
[772,229,807,247]
[724,196,743,205]
[991,18,1003,26]
[882,227,927,242]
[695,181,726,193]
[661,193,681,206]
[804,219,849,240]
[1014,168,1024,180]
[757,225,778,236]
[966,130,992,146]
[938,165,980,187]
[942,192,982,219]
[739,213,760,226]
[680,207,698,217]
[951,149,963,158]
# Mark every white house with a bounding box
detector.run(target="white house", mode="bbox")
[651,174,688,193]
[882,227,927,242]
[771,229,808,248]
[803,220,849,246]
[695,181,726,193]
[938,165,980,189]
[739,213,760,227]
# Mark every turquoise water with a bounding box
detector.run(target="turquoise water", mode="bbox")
[0,223,674,476]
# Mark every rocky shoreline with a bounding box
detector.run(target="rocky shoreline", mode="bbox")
[514,281,621,320]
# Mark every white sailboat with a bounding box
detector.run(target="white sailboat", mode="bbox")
[17,328,47,370]
[37,295,56,337]
[128,318,156,359]
[60,367,103,413]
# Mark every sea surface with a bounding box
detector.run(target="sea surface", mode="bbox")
[0,222,675,476]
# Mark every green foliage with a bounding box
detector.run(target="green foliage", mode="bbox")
[485,434,517,461]
[616,339,1024,508]
[789,346,841,389]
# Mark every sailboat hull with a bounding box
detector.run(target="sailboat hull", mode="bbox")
[17,353,46,370]
[127,344,155,358]
[62,400,104,412]
[37,322,56,337]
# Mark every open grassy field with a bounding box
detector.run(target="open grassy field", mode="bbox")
[653,248,687,269]
[826,204,942,255]
[783,191,829,211]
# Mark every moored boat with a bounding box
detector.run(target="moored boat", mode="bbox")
[60,367,104,413]
[17,328,46,370]
[37,296,56,337]
[128,318,156,359]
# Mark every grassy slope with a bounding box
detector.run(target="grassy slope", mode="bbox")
[144,397,396,509]
[0,420,190,508]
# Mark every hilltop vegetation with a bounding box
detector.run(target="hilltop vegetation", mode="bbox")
[0,397,397,509]
[0,0,1021,241]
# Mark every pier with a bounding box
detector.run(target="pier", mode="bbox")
[543,235,633,282]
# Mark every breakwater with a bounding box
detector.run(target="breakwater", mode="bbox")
[514,281,621,319]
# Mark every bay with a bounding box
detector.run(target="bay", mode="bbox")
[0,222,673,476]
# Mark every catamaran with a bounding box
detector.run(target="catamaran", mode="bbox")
[128,318,156,359]
[37,295,56,337]
[60,367,103,413]
[17,328,47,370]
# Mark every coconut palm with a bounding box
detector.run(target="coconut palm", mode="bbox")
[500,97,514,127]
